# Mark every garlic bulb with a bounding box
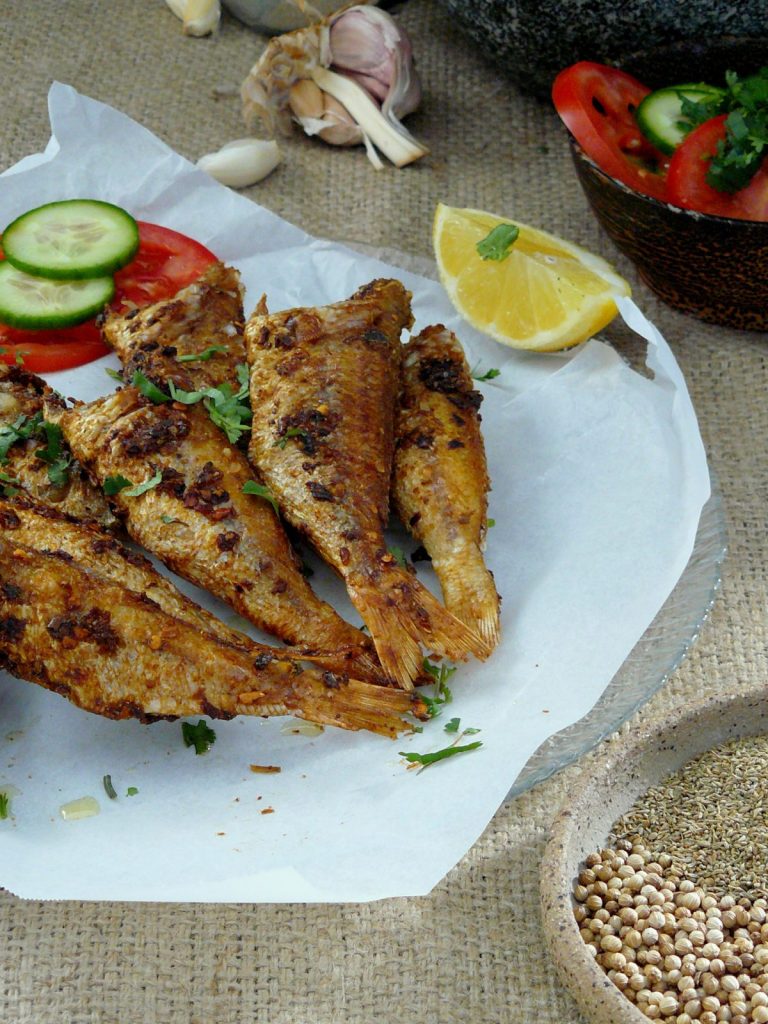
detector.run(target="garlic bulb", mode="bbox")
[197,138,282,188]
[241,4,427,169]
[164,0,221,36]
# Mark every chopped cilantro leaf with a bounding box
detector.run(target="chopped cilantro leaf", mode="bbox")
[476,223,519,262]
[487,518,495,528]
[0,412,43,464]
[418,659,456,718]
[0,472,22,497]
[104,367,124,382]
[132,370,171,404]
[126,787,139,797]
[472,365,501,382]
[0,792,9,819]
[274,426,308,449]
[444,717,461,734]
[176,345,227,363]
[242,480,280,516]
[34,422,71,487]
[103,474,133,496]
[388,545,408,569]
[168,369,251,444]
[103,774,118,800]
[124,471,162,498]
[182,719,217,755]
[399,741,482,769]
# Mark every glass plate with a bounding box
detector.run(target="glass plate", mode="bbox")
[342,239,728,798]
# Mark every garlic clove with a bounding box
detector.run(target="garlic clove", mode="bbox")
[289,80,362,146]
[197,139,282,187]
[164,0,221,36]
[328,5,422,118]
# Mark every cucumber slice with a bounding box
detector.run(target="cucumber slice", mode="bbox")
[636,84,726,155]
[1,200,139,280]
[0,262,115,329]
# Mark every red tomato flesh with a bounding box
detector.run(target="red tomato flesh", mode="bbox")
[552,62,670,201]
[0,220,218,373]
[666,114,768,221]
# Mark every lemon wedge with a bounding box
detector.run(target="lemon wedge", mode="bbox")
[433,203,631,352]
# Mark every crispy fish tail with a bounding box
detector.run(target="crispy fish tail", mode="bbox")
[437,548,500,657]
[348,565,481,690]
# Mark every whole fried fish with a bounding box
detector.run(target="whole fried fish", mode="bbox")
[0,496,416,735]
[244,279,481,689]
[103,261,247,394]
[0,365,114,527]
[393,325,500,655]
[55,388,383,682]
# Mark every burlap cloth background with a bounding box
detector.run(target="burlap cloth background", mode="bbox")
[1,2,766,1022]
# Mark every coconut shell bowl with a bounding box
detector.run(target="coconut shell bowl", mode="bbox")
[564,38,768,330]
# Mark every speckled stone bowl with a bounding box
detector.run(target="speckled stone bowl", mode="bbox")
[437,0,767,97]
[566,38,768,330]
[539,689,768,1024]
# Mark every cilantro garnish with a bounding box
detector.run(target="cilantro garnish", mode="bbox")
[476,223,520,262]
[126,787,139,797]
[176,345,227,363]
[182,719,217,755]
[487,518,495,528]
[472,366,501,382]
[103,474,133,496]
[274,426,308,449]
[167,364,252,444]
[102,774,118,800]
[444,717,461,734]
[418,659,456,718]
[388,545,408,569]
[0,412,43,464]
[0,472,22,497]
[0,792,9,820]
[124,471,162,497]
[34,421,71,487]
[242,480,280,516]
[399,740,482,771]
[680,67,768,194]
[104,367,124,382]
[132,370,171,404]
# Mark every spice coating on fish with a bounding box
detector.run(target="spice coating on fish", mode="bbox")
[393,325,500,656]
[0,365,115,528]
[0,498,415,735]
[244,278,482,688]
[55,388,382,682]
[101,261,247,394]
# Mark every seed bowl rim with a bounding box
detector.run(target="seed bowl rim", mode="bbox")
[539,685,768,1024]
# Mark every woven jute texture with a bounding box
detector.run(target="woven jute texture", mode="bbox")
[1,2,767,1022]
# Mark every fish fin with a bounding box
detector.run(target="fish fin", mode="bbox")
[349,566,483,689]
[439,552,501,659]
[291,643,390,686]
[238,673,418,738]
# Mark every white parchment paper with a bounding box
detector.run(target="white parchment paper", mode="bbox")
[0,85,710,902]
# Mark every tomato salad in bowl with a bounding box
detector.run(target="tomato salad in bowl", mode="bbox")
[550,41,768,329]
[552,60,768,219]
[0,201,217,372]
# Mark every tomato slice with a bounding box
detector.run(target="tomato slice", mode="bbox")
[666,114,768,221]
[0,220,218,372]
[552,62,670,200]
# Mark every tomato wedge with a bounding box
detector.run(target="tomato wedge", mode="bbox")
[552,62,669,200]
[0,221,218,372]
[666,114,768,220]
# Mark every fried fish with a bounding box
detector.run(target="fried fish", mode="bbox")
[54,388,383,682]
[244,279,481,689]
[0,495,416,735]
[0,364,115,527]
[393,325,500,655]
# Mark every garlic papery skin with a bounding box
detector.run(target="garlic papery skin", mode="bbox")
[197,139,282,187]
[328,5,422,119]
[311,66,426,167]
[164,0,221,36]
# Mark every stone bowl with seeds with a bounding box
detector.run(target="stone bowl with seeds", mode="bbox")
[539,689,768,1024]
